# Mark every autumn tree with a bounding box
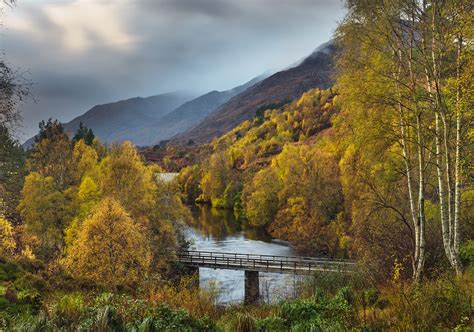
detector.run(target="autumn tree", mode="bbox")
[267,144,344,255]
[199,150,237,208]
[178,165,202,204]
[64,176,101,247]
[97,141,156,222]
[71,139,98,182]
[63,198,151,286]
[0,125,25,224]
[336,0,473,279]
[28,119,73,189]
[152,177,190,264]
[98,141,183,270]
[245,168,280,227]
[17,172,73,259]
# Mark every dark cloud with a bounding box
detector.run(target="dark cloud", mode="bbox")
[3,0,346,142]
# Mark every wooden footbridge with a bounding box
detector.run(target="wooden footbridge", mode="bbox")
[178,250,355,274]
[177,250,356,304]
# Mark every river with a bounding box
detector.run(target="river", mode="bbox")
[183,204,305,304]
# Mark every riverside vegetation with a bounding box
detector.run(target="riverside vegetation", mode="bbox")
[1,0,473,330]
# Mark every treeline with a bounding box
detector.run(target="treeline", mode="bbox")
[179,0,473,282]
[1,119,190,288]
[178,89,347,256]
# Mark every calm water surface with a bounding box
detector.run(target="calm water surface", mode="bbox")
[184,205,305,304]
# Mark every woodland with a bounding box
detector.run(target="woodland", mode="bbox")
[1,0,473,330]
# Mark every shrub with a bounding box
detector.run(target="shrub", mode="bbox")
[460,240,474,267]
[276,288,353,330]
[50,293,85,328]
[255,316,286,331]
[226,311,256,332]
[382,276,472,330]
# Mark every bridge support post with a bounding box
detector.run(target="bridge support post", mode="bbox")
[244,270,259,305]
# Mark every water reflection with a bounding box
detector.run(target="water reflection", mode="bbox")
[187,204,272,242]
[184,204,304,304]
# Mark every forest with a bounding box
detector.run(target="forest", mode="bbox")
[1,0,473,330]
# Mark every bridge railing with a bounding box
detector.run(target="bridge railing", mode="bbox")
[180,250,354,263]
[176,250,356,273]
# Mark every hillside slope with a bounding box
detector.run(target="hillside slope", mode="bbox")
[136,74,268,145]
[172,41,336,144]
[66,92,196,146]
[23,92,193,148]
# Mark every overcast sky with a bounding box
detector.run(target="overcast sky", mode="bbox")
[2,0,346,142]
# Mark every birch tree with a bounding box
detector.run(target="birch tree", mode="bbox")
[337,0,472,278]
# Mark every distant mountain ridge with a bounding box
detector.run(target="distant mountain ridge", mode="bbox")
[23,40,336,148]
[172,40,336,144]
[23,92,194,148]
[65,92,194,146]
[132,74,269,145]
[23,75,268,148]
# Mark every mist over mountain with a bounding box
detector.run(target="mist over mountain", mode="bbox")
[172,40,336,144]
[23,41,335,149]
[130,73,269,146]
[23,92,194,148]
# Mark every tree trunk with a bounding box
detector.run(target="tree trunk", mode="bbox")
[452,35,464,275]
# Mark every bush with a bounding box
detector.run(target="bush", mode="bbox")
[276,287,353,330]
[9,296,216,331]
[382,276,472,330]
[460,240,474,267]
[255,316,286,331]
[50,293,85,328]
[225,311,256,332]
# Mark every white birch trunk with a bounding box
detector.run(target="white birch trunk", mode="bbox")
[452,35,463,275]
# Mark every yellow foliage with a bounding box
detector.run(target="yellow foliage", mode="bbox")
[63,197,151,286]
[98,141,156,224]
[17,172,71,259]
[71,140,98,182]
[0,217,16,257]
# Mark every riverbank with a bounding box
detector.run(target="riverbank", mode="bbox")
[3,255,472,330]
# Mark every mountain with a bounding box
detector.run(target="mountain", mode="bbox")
[172,40,336,144]
[23,74,268,148]
[133,73,269,146]
[63,92,194,146]
[23,92,194,148]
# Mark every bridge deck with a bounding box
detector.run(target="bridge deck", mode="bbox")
[177,250,355,275]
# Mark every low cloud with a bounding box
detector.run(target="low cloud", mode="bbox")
[3,0,346,141]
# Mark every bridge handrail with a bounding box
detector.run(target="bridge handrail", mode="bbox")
[178,250,355,265]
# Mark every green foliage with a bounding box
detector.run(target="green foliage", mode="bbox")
[50,293,85,328]
[0,125,25,224]
[254,316,286,331]
[8,294,216,332]
[277,288,352,330]
[460,241,474,267]
[73,121,95,145]
[0,260,45,329]
[226,311,256,332]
